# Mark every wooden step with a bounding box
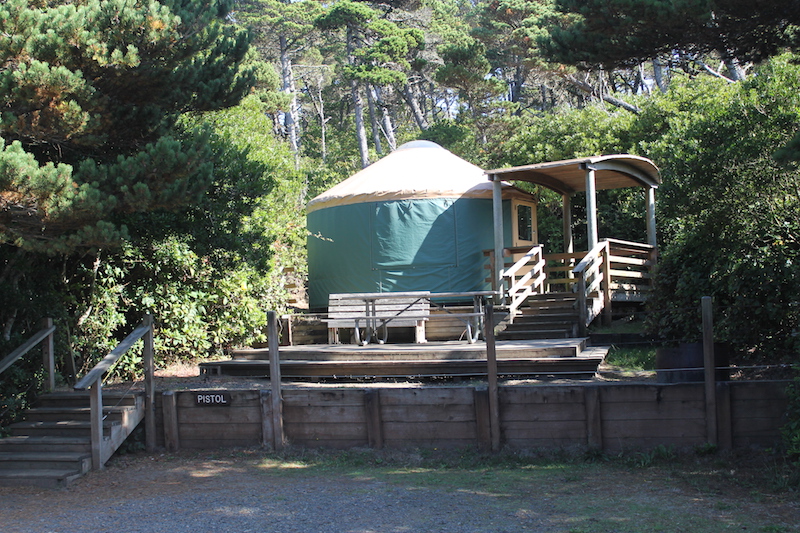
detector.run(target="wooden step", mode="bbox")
[8,419,119,438]
[24,405,139,424]
[0,435,91,453]
[35,391,142,408]
[0,451,91,471]
[0,468,85,489]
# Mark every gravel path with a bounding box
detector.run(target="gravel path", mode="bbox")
[1,452,557,533]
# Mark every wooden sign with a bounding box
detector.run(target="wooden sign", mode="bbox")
[194,392,231,406]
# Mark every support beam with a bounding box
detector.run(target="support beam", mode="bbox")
[646,187,657,248]
[584,167,599,249]
[491,177,505,303]
[562,194,573,254]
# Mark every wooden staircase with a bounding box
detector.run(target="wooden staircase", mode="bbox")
[0,391,145,488]
[495,292,582,340]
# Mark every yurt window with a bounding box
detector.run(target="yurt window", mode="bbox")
[512,199,537,245]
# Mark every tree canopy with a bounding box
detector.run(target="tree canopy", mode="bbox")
[0,0,253,253]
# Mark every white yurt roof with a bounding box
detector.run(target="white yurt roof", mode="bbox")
[307,141,522,213]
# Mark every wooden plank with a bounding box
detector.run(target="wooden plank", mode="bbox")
[502,419,586,438]
[599,383,703,403]
[501,403,586,422]
[730,381,790,401]
[283,405,366,424]
[383,421,476,441]
[381,404,476,423]
[584,386,602,449]
[179,423,261,442]
[500,386,585,404]
[284,423,367,440]
[260,390,273,448]
[284,389,366,406]
[716,382,733,450]
[474,387,491,451]
[163,391,180,452]
[178,407,263,424]
[364,390,383,449]
[599,401,706,421]
[602,418,705,439]
[379,387,474,406]
[179,438,262,449]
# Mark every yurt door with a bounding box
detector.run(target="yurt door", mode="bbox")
[509,199,538,292]
[512,199,537,248]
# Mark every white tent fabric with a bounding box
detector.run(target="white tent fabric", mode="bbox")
[307,141,521,213]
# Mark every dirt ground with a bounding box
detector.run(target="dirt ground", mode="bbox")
[2,446,799,533]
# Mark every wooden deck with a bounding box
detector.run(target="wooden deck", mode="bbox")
[199,339,608,379]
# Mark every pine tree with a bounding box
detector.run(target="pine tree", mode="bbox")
[0,0,254,253]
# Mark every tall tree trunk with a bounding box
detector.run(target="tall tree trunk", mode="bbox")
[367,85,383,155]
[399,83,428,131]
[653,57,668,93]
[563,74,641,114]
[346,26,370,168]
[279,35,300,167]
[375,86,396,151]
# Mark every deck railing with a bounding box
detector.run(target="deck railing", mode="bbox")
[73,314,154,470]
[502,245,546,323]
[0,318,56,391]
[572,241,611,335]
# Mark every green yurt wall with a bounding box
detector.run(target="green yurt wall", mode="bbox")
[306,141,529,309]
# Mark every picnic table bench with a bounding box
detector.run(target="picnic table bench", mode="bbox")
[326,291,498,345]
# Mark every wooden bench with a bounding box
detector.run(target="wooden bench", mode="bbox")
[326,292,430,345]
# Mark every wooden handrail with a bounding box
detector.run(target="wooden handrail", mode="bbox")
[0,318,56,391]
[572,241,611,335]
[73,313,154,470]
[73,316,153,391]
[503,245,546,322]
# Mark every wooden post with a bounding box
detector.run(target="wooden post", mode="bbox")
[601,243,612,326]
[584,385,603,450]
[89,380,103,470]
[260,390,273,448]
[584,166,599,249]
[491,177,505,304]
[716,382,733,450]
[562,194,573,254]
[484,303,500,452]
[702,296,718,446]
[268,311,285,450]
[163,391,180,452]
[646,187,657,249]
[364,390,383,449]
[143,314,156,453]
[473,386,491,451]
[41,318,55,392]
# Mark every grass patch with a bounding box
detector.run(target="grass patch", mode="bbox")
[244,446,799,532]
[605,345,657,371]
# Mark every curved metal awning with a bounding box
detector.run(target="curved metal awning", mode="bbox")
[485,155,660,196]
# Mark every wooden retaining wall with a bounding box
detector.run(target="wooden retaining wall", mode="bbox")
[153,380,790,453]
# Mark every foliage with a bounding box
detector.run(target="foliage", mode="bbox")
[782,376,800,463]
[0,0,254,252]
[642,56,800,360]
[543,0,800,68]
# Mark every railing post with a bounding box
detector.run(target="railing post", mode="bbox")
[143,314,156,453]
[577,276,588,337]
[89,380,103,470]
[268,311,285,450]
[702,297,718,446]
[602,243,612,326]
[41,318,55,392]
[483,302,500,452]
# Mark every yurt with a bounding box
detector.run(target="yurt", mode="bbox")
[306,141,537,309]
